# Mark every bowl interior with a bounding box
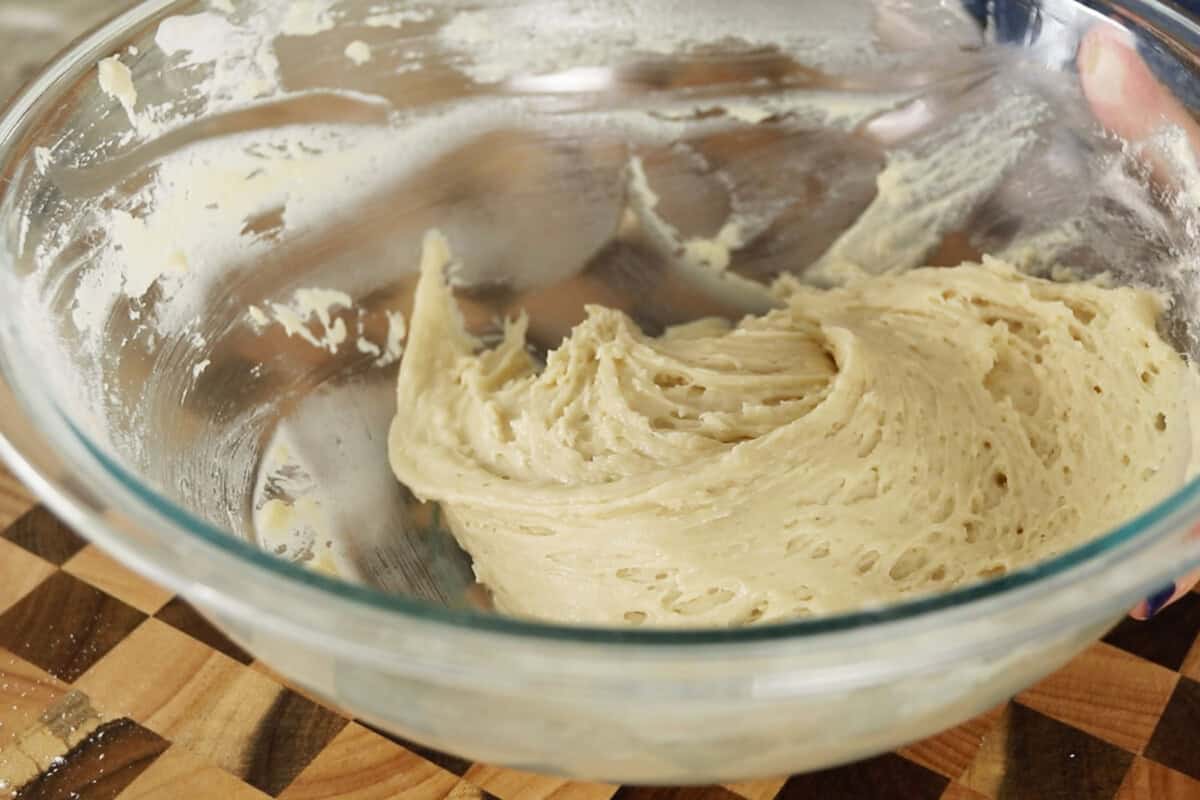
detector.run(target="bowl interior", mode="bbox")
[5,0,1200,628]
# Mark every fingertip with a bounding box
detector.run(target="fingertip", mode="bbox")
[1077,24,1129,77]
[1077,25,1153,135]
[1076,21,1200,183]
[1135,583,1178,620]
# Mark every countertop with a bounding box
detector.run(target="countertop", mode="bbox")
[2,471,1200,800]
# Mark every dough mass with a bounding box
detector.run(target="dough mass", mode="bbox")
[389,231,1197,627]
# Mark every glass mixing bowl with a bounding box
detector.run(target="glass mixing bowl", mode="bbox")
[3,0,1200,783]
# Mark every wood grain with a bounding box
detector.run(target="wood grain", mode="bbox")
[63,546,173,616]
[0,538,55,614]
[74,619,285,779]
[464,764,616,800]
[0,463,33,530]
[900,705,1006,781]
[242,687,349,795]
[3,498,1200,797]
[1115,757,1200,800]
[0,689,103,790]
[13,717,169,800]
[1016,643,1180,753]
[939,785,989,800]
[722,778,787,800]
[0,651,69,751]
[2,507,86,565]
[279,723,462,800]
[116,745,272,800]
[1143,678,1200,784]
[1178,635,1200,683]
[775,753,949,800]
[963,704,1134,800]
[612,788,746,800]
[1104,595,1200,672]
[0,571,146,683]
[155,598,253,665]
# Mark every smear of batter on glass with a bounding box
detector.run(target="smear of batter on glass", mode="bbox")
[344,40,372,65]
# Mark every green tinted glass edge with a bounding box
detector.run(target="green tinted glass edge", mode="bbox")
[69,414,1200,644]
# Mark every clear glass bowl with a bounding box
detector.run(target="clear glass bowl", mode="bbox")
[3,0,1200,782]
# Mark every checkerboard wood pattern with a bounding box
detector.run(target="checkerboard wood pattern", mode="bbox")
[2,466,1200,799]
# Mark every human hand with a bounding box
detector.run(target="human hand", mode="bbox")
[1077,24,1200,618]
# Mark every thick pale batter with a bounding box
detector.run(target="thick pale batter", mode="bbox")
[389,231,1197,627]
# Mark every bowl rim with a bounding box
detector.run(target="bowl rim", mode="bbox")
[2,0,1200,648]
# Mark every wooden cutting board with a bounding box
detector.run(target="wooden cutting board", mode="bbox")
[0,464,1198,800]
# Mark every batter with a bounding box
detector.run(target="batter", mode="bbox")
[388,230,1197,627]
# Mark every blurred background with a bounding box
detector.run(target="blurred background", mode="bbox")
[0,1,132,102]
